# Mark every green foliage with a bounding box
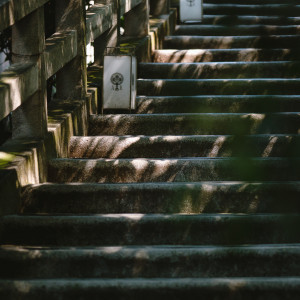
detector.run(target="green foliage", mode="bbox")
[0,152,15,169]
[0,27,12,63]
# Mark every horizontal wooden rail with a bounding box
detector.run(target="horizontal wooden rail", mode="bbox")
[0,0,149,123]
[0,0,49,32]
[0,62,38,120]
[86,4,113,44]
[44,30,78,79]
[120,0,143,15]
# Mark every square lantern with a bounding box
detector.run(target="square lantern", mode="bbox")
[103,47,137,112]
[180,0,203,22]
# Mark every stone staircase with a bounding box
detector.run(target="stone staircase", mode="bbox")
[1,0,300,298]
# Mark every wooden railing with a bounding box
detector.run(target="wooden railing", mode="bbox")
[0,0,154,139]
[0,0,175,214]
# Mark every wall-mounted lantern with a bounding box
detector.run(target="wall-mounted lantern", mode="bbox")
[180,0,203,22]
[103,47,137,112]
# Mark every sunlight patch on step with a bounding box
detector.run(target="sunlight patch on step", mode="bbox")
[13,281,31,293]
[152,159,177,179]
[110,136,140,158]
[262,136,278,157]
[84,160,98,170]
[209,136,226,157]
[241,114,265,120]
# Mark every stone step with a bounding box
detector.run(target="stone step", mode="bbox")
[204,0,298,4]
[69,135,300,159]
[89,113,300,136]
[21,182,300,214]
[1,214,300,246]
[202,4,300,17]
[199,15,300,25]
[174,25,300,36]
[136,95,300,113]
[152,49,300,63]
[137,79,300,96]
[164,35,300,49]
[139,62,299,79]
[1,245,300,279]
[1,277,300,300]
[48,157,300,183]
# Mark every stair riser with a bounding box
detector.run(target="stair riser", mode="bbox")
[203,0,298,4]
[200,15,300,26]
[139,62,300,79]
[48,158,300,183]
[164,35,300,49]
[136,96,300,113]
[175,25,300,36]
[203,4,300,17]
[21,182,300,214]
[89,113,300,136]
[69,135,300,158]
[1,215,300,246]
[1,278,300,300]
[1,248,300,279]
[153,49,300,63]
[138,79,300,96]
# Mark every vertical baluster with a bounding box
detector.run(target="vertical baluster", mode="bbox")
[55,0,87,100]
[123,0,150,38]
[93,0,119,65]
[11,7,47,139]
[150,0,170,16]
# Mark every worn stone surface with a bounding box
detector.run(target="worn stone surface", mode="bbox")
[69,134,300,158]
[175,24,300,36]
[164,35,300,49]
[139,61,300,79]
[1,278,300,300]
[152,49,300,63]
[48,157,300,183]
[138,78,300,96]
[89,113,300,135]
[1,214,300,246]
[136,95,300,113]
[1,244,300,278]
[21,182,300,214]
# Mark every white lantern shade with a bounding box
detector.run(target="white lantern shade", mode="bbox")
[103,54,137,110]
[131,56,137,110]
[180,0,203,22]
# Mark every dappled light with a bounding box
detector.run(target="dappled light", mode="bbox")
[2,0,300,297]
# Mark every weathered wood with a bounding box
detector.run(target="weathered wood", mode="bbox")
[124,0,149,37]
[150,0,170,16]
[11,7,47,139]
[86,4,113,44]
[0,63,38,121]
[55,0,87,100]
[0,0,48,31]
[120,0,143,15]
[44,31,78,80]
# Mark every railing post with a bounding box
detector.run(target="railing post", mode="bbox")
[55,0,87,99]
[11,7,47,139]
[150,0,170,16]
[93,0,119,65]
[123,0,150,38]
